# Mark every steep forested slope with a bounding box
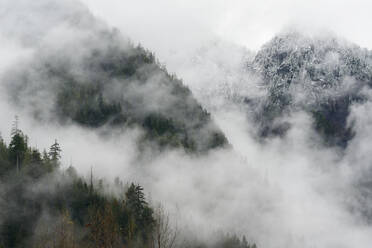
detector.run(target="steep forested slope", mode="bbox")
[4,27,227,153]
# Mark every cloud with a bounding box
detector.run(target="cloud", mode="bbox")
[2,0,372,248]
[80,0,372,54]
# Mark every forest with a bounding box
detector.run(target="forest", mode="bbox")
[0,119,255,248]
[7,33,227,154]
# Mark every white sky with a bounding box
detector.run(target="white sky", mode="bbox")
[80,0,372,52]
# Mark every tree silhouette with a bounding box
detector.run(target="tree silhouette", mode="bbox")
[49,139,62,162]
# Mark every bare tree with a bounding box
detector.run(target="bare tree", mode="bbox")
[87,204,121,248]
[32,210,77,248]
[153,205,178,248]
[54,210,76,248]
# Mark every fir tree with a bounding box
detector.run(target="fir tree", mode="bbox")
[48,139,62,162]
[8,131,27,172]
[48,139,62,169]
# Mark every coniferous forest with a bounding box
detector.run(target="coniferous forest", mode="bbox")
[2,0,372,248]
[0,119,256,248]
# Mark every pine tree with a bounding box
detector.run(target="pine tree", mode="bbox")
[8,131,27,172]
[48,139,62,163]
[126,184,147,218]
[125,183,155,245]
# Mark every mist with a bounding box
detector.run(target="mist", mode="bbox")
[1,0,372,248]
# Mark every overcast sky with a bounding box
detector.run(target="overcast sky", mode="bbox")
[80,0,372,53]
[1,1,372,247]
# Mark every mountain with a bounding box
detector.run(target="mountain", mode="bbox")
[2,7,227,153]
[246,31,372,147]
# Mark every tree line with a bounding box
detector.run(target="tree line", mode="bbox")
[0,118,256,248]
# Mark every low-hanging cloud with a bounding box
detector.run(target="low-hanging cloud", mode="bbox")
[2,0,372,248]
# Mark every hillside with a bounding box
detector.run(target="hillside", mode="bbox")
[247,31,372,146]
[0,125,253,248]
[3,28,227,153]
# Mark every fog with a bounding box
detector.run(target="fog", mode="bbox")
[79,0,372,61]
[1,0,372,247]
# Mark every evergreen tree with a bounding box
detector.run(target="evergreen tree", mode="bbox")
[0,134,10,175]
[48,139,62,166]
[8,131,27,171]
[126,184,147,214]
[125,183,155,245]
[30,148,42,164]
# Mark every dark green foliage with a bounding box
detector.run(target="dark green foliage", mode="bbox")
[143,113,179,136]
[0,125,156,247]
[8,132,27,170]
[7,31,227,153]
[0,146,156,247]
[142,113,188,150]
[124,183,155,244]
[48,139,62,170]
[56,82,123,128]
[0,136,11,176]
[0,124,250,248]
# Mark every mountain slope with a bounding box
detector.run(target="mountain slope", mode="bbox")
[2,3,227,153]
[249,31,372,146]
